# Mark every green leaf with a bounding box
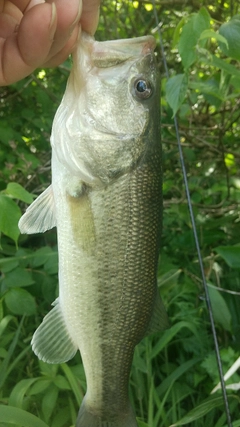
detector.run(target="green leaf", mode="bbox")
[60,364,82,405]
[157,357,201,396]
[0,317,23,388]
[198,29,229,47]
[169,396,231,426]
[5,288,36,316]
[39,360,58,377]
[211,56,240,77]
[219,15,240,60]
[54,375,71,390]
[0,124,15,145]
[51,407,72,427]
[0,315,15,338]
[31,246,58,274]
[166,74,188,116]
[0,259,19,273]
[43,252,58,274]
[201,55,240,78]
[223,421,240,427]
[29,379,52,396]
[137,420,150,427]
[42,385,58,423]
[188,79,224,100]
[5,182,34,204]
[178,7,210,68]
[151,321,200,359]
[9,378,40,408]
[208,285,232,331]
[32,247,54,267]
[3,267,34,288]
[0,195,21,243]
[215,245,240,269]
[158,269,181,288]
[178,19,197,68]
[0,405,49,427]
[172,16,187,48]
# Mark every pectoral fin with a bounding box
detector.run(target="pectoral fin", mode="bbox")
[145,292,170,336]
[31,299,78,364]
[18,185,56,234]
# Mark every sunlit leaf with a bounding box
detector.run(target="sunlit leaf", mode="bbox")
[198,29,229,47]
[178,7,210,68]
[166,74,188,116]
[225,153,235,169]
[5,182,34,204]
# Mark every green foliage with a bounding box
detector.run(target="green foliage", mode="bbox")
[165,7,240,115]
[0,405,49,427]
[219,15,240,60]
[166,74,188,117]
[0,0,240,426]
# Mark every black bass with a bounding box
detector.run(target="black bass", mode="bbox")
[19,33,168,427]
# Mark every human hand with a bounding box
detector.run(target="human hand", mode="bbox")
[0,0,100,86]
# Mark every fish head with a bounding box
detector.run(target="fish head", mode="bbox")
[51,33,160,184]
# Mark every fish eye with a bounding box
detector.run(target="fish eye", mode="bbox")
[133,77,152,99]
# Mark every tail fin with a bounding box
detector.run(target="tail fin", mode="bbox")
[76,398,138,427]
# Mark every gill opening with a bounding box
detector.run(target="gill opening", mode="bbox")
[151,2,233,426]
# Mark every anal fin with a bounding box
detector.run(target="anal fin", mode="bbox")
[31,299,78,364]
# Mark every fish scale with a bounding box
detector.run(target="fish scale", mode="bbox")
[18,33,169,427]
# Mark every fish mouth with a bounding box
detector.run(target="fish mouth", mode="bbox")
[81,33,156,68]
[92,34,156,54]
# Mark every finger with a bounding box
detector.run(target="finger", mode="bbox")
[81,0,100,35]
[6,0,43,12]
[0,1,22,37]
[0,2,56,85]
[43,24,80,68]
[0,1,22,19]
[0,12,19,38]
[45,0,82,59]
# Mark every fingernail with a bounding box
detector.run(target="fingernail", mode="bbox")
[49,2,57,40]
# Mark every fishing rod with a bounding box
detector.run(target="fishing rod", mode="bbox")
[152,2,233,426]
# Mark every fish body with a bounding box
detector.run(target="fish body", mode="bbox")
[19,33,168,427]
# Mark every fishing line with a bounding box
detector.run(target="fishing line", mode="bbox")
[151,2,233,426]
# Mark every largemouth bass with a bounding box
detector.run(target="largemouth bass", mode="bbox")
[19,33,169,427]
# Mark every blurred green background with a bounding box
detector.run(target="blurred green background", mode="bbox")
[0,1,240,426]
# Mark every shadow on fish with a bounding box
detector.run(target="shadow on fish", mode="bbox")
[19,32,169,427]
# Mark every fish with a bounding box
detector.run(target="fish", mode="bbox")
[18,33,169,427]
